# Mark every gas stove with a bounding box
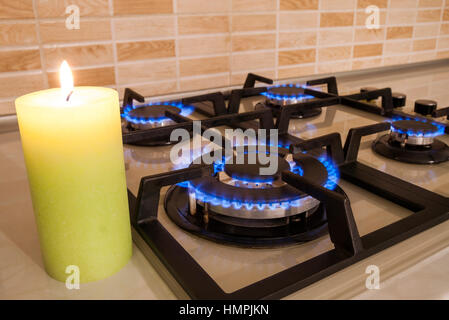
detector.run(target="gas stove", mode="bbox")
[121,66,449,299]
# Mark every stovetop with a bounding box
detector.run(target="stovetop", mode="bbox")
[122,61,449,298]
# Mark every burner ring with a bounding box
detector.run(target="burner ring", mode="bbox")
[262,84,315,106]
[390,119,440,146]
[186,150,338,219]
[122,102,194,130]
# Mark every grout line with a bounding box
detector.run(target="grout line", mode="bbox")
[314,8,320,75]
[274,0,280,80]
[109,0,119,93]
[173,0,181,91]
[229,4,233,88]
[31,0,48,89]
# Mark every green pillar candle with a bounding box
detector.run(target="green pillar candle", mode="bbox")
[15,62,132,283]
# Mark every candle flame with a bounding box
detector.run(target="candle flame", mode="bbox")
[60,60,74,101]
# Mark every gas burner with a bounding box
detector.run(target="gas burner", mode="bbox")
[373,118,449,164]
[122,102,194,146]
[164,146,341,247]
[261,84,321,119]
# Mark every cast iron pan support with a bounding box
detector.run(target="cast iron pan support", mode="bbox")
[306,77,339,95]
[342,88,394,116]
[285,132,362,256]
[122,88,145,113]
[282,172,363,256]
[182,92,227,116]
[343,122,391,163]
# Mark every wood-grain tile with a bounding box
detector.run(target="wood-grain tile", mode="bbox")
[177,0,230,13]
[384,40,412,55]
[277,64,315,78]
[232,33,275,52]
[231,70,274,85]
[0,73,45,99]
[44,44,114,69]
[178,15,229,35]
[37,0,110,18]
[353,43,383,58]
[0,100,14,115]
[417,9,442,22]
[117,60,176,84]
[180,56,229,77]
[278,49,315,66]
[0,0,34,19]
[352,58,382,70]
[444,9,449,21]
[113,0,173,15]
[118,81,177,97]
[114,16,175,40]
[0,23,37,46]
[280,0,318,10]
[387,10,417,24]
[232,14,276,32]
[39,20,111,44]
[413,38,437,51]
[355,28,385,42]
[0,49,41,72]
[318,27,353,46]
[179,35,230,56]
[357,0,388,8]
[389,0,418,8]
[441,23,449,35]
[320,12,354,27]
[47,67,115,87]
[318,46,352,61]
[437,37,449,49]
[418,0,443,7]
[117,40,175,62]
[278,32,316,48]
[387,26,414,39]
[232,0,276,11]
[279,12,318,30]
[231,51,275,71]
[414,24,439,37]
[181,74,230,91]
[322,0,356,10]
[317,60,351,73]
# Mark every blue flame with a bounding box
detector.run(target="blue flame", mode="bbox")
[389,116,446,138]
[122,101,194,125]
[261,83,315,102]
[178,151,340,211]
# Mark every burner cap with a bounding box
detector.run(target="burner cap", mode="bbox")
[390,119,441,146]
[391,119,438,135]
[224,153,289,182]
[125,104,181,130]
[269,86,306,96]
[292,153,328,186]
[127,104,180,121]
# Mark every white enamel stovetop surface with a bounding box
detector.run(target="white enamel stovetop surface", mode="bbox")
[1,62,449,299]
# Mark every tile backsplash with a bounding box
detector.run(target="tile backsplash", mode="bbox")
[0,0,448,115]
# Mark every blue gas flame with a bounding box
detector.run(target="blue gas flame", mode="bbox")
[389,116,446,138]
[261,83,315,102]
[122,101,194,125]
[178,152,340,211]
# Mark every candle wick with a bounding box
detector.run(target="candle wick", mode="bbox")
[66,91,73,102]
